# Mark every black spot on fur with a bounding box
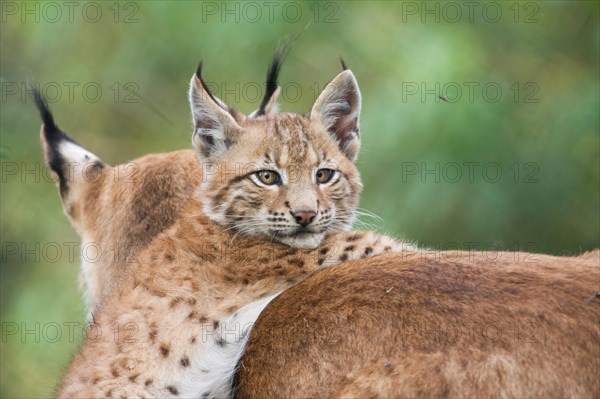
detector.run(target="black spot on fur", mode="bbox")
[215,337,227,347]
[160,344,170,357]
[145,379,153,386]
[346,234,362,242]
[339,253,349,262]
[180,356,190,367]
[166,385,179,395]
[287,258,305,268]
[364,247,373,256]
[344,245,355,252]
[169,297,184,308]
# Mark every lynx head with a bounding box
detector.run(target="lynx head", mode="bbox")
[190,63,363,249]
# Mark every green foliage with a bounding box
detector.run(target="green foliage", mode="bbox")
[1,1,598,397]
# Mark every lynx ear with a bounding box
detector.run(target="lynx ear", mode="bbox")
[34,88,104,199]
[310,70,361,162]
[189,63,241,158]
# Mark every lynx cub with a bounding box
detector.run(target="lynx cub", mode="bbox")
[54,64,415,397]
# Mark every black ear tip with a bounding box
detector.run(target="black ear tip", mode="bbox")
[192,59,220,105]
[254,38,293,117]
[339,56,348,71]
[195,60,204,79]
[31,84,58,133]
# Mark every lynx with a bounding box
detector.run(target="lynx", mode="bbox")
[237,249,600,398]
[46,62,415,398]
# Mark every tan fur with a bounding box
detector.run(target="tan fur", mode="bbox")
[237,250,600,398]
[56,198,404,398]
[45,145,200,312]
[190,69,363,250]
[41,63,599,397]
[40,58,283,314]
[54,67,417,397]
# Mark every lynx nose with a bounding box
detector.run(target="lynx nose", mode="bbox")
[292,210,317,227]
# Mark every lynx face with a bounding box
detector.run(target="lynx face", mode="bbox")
[191,67,363,249]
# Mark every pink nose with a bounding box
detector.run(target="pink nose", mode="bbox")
[292,210,317,226]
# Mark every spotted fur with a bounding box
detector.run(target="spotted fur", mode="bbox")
[50,63,417,397]
[35,48,286,314]
[39,61,599,398]
[192,67,364,249]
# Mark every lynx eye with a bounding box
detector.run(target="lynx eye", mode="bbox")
[255,170,280,186]
[316,169,336,184]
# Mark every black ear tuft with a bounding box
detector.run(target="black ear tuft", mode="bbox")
[32,85,76,146]
[33,87,58,133]
[339,56,348,71]
[195,60,204,80]
[33,86,74,196]
[195,60,220,106]
[33,86,103,197]
[254,38,294,117]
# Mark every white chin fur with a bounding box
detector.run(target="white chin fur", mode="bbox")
[276,233,325,249]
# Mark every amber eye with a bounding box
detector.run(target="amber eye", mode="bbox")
[255,170,281,186]
[316,169,336,184]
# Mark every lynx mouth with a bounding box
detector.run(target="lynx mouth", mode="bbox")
[272,229,325,249]
[290,229,316,236]
[277,227,321,238]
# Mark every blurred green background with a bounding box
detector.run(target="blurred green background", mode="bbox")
[1,1,598,397]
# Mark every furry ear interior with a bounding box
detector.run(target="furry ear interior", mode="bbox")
[189,63,241,158]
[310,70,361,161]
